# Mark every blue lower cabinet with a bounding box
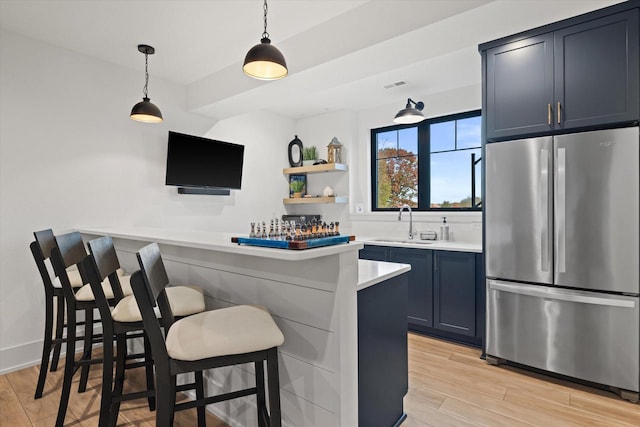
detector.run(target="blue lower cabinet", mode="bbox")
[433,251,476,337]
[358,245,389,262]
[358,273,408,427]
[359,245,485,348]
[389,247,433,329]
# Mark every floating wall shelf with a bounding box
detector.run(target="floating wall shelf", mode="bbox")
[283,196,348,205]
[283,163,348,205]
[283,163,348,175]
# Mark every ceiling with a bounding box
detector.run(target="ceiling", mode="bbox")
[0,0,623,121]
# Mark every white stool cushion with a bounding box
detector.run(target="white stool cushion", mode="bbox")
[165,305,285,361]
[75,274,133,301]
[57,269,83,288]
[50,267,81,288]
[112,285,205,322]
[51,267,125,289]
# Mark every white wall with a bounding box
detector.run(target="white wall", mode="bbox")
[0,31,288,373]
[196,112,295,234]
[138,110,295,233]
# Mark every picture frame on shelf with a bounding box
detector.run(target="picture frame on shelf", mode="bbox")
[289,174,306,198]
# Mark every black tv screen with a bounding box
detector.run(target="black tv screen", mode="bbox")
[165,131,245,190]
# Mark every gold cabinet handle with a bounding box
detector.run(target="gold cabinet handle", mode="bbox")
[557,101,561,124]
[548,103,552,126]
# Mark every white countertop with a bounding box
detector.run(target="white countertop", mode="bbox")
[357,259,411,291]
[79,226,363,261]
[357,237,482,253]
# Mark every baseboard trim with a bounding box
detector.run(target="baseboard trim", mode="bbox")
[0,325,103,375]
[0,339,43,374]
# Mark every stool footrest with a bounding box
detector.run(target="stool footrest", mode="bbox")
[75,357,103,366]
[125,352,146,360]
[125,360,150,370]
[74,319,102,327]
[175,387,257,412]
[113,389,155,403]
[125,332,145,339]
[176,382,197,392]
[50,334,102,346]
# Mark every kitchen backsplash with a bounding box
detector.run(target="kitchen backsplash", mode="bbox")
[349,213,482,243]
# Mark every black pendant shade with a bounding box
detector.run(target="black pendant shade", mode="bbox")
[131,44,163,123]
[243,37,288,80]
[243,0,288,80]
[130,97,163,123]
[394,98,425,124]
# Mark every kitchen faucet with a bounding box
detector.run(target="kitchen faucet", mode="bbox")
[398,204,415,240]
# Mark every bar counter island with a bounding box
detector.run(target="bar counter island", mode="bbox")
[78,227,410,427]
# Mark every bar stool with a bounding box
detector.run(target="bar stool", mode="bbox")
[32,229,125,399]
[50,231,133,427]
[31,229,89,399]
[83,235,206,427]
[132,242,285,427]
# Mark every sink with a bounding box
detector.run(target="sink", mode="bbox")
[371,238,432,245]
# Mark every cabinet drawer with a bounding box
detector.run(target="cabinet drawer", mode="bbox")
[487,280,639,392]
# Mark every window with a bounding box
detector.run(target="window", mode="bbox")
[371,110,481,211]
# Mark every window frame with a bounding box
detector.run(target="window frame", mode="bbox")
[370,109,482,212]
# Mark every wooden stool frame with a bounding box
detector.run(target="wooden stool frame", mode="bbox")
[31,229,100,399]
[132,242,282,427]
[83,235,155,427]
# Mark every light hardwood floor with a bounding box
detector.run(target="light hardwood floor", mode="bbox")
[0,347,227,426]
[2,334,639,426]
[404,333,640,427]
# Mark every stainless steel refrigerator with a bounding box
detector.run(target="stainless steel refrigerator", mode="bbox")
[485,127,639,400]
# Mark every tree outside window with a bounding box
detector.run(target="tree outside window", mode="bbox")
[375,127,418,208]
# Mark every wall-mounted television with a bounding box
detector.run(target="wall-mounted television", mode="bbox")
[165,131,245,194]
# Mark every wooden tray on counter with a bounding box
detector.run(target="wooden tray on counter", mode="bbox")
[231,235,355,250]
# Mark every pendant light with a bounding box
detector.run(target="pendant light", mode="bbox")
[243,0,288,80]
[393,98,425,124]
[130,44,163,123]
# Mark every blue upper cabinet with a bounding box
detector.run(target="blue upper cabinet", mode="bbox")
[483,5,639,141]
[554,11,639,131]
[486,34,555,140]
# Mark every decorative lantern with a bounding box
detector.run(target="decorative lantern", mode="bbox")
[327,137,343,164]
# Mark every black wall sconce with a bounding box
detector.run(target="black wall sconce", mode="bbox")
[393,98,425,124]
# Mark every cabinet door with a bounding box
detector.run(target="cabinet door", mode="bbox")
[433,251,476,337]
[486,33,554,140]
[389,248,433,328]
[554,10,639,130]
[358,273,408,427]
[359,245,389,261]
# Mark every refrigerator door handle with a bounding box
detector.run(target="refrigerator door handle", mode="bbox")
[540,148,550,272]
[488,280,636,308]
[557,147,566,273]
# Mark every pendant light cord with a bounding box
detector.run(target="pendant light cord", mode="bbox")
[143,52,149,99]
[262,0,269,39]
